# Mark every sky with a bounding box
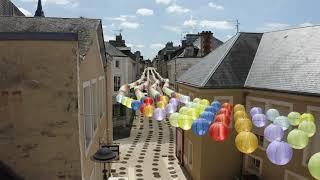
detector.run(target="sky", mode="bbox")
[12,0,320,59]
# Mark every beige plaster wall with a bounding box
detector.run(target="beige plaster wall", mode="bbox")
[0,40,81,179]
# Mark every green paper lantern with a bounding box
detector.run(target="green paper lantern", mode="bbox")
[287,129,309,149]
[308,152,320,180]
[287,112,301,126]
[186,108,198,120]
[169,113,180,127]
[178,114,193,130]
[298,120,316,137]
[179,106,189,114]
[299,113,315,123]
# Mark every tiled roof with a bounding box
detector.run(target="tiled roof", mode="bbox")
[178,33,263,88]
[177,34,239,87]
[245,26,320,96]
[0,16,101,59]
[105,42,127,57]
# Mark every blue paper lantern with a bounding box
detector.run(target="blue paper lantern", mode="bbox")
[266,141,293,165]
[264,124,284,142]
[250,107,263,118]
[205,106,216,113]
[200,111,215,124]
[140,96,146,104]
[131,100,142,111]
[192,118,210,136]
[274,116,290,131]
[211,101,221,109]
[252,114,268,127]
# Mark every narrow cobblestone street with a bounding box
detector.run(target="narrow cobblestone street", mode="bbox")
[111,112,188,180]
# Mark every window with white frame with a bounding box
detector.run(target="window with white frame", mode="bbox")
[302,106,320,167]
[284,170,308,180]
[254,133,268,150]
[91,79,97,131]
[244,155,262,176]
[184,138,193,169]
[114,76,121,91]
[99,76,105,119]
[83,82,92,149]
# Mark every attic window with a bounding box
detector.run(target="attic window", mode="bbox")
[284,35,288,39]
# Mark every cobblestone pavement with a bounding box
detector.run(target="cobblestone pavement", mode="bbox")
[111,113,188,180]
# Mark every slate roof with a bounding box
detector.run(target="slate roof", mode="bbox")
[245,26,320,96]
[0,16,101,59]
[177,33,263,88]
[105,42,127,57]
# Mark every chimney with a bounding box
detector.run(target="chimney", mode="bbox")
[200,31,213,56]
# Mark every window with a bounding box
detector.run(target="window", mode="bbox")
[303,106,320,166]
[83,79,99,151]
[255,133,268,150]
[113,104,126,117]
[284,170,308,180]
[99,76,106,119]
[244,155,262,176]
[83,82,92,149]
[184,139,193,169]
[91,79,97,131]
[114,76,121,91]
[115,60,120,68]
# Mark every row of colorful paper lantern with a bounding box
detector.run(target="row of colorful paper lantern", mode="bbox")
[233,104,259,154]
[209,102,232,142]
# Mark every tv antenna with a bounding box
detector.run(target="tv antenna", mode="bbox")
[113,29,124,35]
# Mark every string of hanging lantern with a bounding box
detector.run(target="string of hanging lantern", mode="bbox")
[115,68,319,179]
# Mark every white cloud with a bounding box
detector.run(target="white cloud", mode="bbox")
[21,0,78,7]
[127,43,145,49]
[199,20,234,30]
[120,22,140,29]
[105,15,136,22]
[167,4,190,14]
[136,8,154,16]
[300,22,313,27]
[18,7,32,16]
[183,19,197,27]
[155,0,171,5]
[208,2,224,10]
[150,43,165,49]
[258,23,290,31]
[162,26,181,33]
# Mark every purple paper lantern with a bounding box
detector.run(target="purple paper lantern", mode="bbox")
[165,103,177,114]
[266,141,293,165]
[252,114,268,127]
[264,124,284,142]
[170,98,179,107]
[250,107,263,117]
[153,108,166,121]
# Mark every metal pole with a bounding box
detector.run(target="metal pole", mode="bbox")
[103,162,108,180]
[174,58,177,91]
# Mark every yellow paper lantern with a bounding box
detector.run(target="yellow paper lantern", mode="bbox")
[169,113,180,127]
[199,99,210,107]
[186,108,198,120]
[178,114,193,130]
[299,113,315,123]
[144,105,155,118]
[157,101,167,109]
[234,111,249,122]
[179,106,189,115]
[159,95,169,104]
[234,104,246,113]
[235,118,253,133]
[235,132,258,154]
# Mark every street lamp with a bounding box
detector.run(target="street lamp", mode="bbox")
[91,147,118,180]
